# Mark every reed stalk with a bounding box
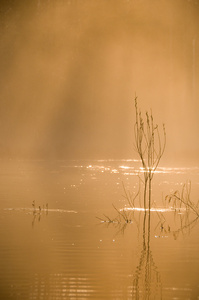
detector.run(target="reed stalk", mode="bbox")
[134,97,166,209]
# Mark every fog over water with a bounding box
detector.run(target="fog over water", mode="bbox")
[0,4,199,298]
[0,0,198,163]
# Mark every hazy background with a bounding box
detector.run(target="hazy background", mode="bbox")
[0,0,198,164]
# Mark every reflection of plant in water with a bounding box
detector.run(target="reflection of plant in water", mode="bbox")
[154,208,199,241]
[98,179,199,241]
[98,198,198,298]
[97,209,163,298]
[132,211,162,300]
[97,181,198,299]
[32,200,48,227]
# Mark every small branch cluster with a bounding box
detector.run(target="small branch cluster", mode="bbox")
[165,181,199,217]
[134,97,166,175]
[96,205,133,225]
[121,180,141,208]
[32,200,49,227]
[32,200,49,214]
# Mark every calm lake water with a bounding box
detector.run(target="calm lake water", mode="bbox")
[0,159,199,300]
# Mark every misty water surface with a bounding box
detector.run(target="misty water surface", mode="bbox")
[0,159,199,299]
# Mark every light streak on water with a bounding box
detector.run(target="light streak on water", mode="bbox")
[121,207,187,213]
[3,208,78,213]
[67,160,199,176]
